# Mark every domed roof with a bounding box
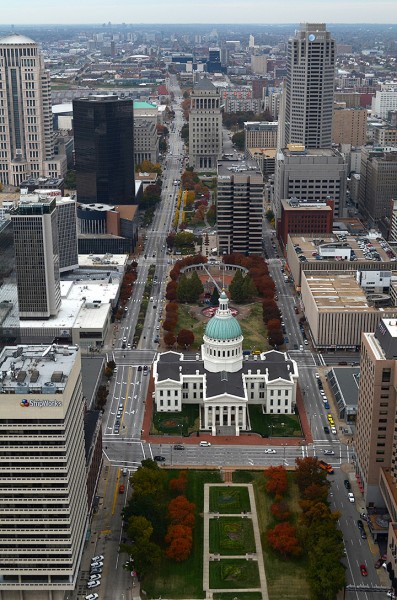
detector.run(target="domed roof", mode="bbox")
[0,34,36,45]
[204,291,242,341]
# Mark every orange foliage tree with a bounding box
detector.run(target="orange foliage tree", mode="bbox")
[267,522,301,559]
[264,466,288,496]
[168,495,195,527]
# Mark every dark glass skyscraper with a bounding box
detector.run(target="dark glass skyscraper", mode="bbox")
[73,95,135,205]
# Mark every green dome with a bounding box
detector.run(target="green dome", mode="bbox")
[205,314,242,340]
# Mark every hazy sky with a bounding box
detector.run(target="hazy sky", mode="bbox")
[1,0,397,25]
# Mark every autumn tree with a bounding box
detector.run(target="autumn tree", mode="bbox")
[264,466,288,496]
[166,280,178,301]
[295,457,328,494]
[267,522,301,559]
[177,329,195,348]
[165,525,193,562]
[268,328,284,347]
[163,316,177,332]
[271,500,290,521]
[164,331,177,347]
[169,471,188,494]
[168,495,195,527]
[267,318,281,331]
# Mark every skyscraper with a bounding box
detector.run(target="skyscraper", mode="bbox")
[10,195,61,319]
[0,34,66,187]
[189,77,222,171]
[73,95,135,205]
[284,23,335,149]
[0,344,87,598]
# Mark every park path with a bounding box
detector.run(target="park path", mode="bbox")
[203,483,269,599]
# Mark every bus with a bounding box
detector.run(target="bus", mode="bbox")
[318,460,334,474]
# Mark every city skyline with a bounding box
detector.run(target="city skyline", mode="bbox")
[0,0,397,25]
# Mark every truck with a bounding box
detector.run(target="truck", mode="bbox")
[318,460,334,474]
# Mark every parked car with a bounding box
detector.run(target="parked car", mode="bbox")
[324,450,335,455]
[357,520,364,529]
[87,580,101,589]
[348,492,355,503]
[90,562,103,569]
[119,484,125,494]
[323,426,330,434]
[199,441,211,447]
[85,594,99,600]
[89,574,101,581]
[375,558,383,569]
[344,479,351,490]
[91,555,104,563]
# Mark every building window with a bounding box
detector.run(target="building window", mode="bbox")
[382,368,391,383]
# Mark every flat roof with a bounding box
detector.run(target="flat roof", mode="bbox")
[0,344,78,394]
[282,147,339,157]
[281,199,332,212]
[78,254,128,268]
[217,159,263,177]
[303,272,396,313]
[289,233,395,265]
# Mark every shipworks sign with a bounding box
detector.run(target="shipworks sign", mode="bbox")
[20,399,63,408]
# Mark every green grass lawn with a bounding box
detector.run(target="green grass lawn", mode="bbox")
[243,472,311,600]
[176,304,206,349]
[209,559,260,589]
[209,517,256,555]
[240,303,270,352]
[209,486,251,513]
[248,407,303,438]
[142,470,222,599]
[151,404,199,435]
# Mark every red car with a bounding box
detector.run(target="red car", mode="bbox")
[360,564,368,577]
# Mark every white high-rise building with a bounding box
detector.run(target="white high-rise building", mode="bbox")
[284,23,335,149]
[0,344,87,599]
[0,34,66,187]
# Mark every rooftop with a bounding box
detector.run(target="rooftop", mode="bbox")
[303,272,397,313]
[288,233,396,265]
[0,344,79,395]
[0,34,36,46]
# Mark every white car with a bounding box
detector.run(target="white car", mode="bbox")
[87,580,101,589]
[348,492,355,503]
[331,427,337,434]
[89,574,101,581]
[91,555,104,562]
[90,561,103,569]
[264,449,276,454]
[85,594,99,600]
[315,372,320,379]
[199,441,211,447]
[323,450,335,455]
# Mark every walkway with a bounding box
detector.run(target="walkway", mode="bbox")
[203,483,269,599]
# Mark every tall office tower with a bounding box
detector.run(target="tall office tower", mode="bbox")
[284,23,335,149]
[358,148,397,227]
[0,344,87,599]
[207,47,222,73]
[189,78,222,171]
[0,34,66,187]
[10,195,61,318]
[74,95,135,205]
[217,160,264,256]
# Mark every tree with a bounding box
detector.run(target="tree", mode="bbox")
[168,495,195,527]
[136,160,162,174]
[264,466,288,496]
[210,286,220,306]
[130,461,167,498]
[166,280,178,301]
[64,169,76,189]
[163,317,177,332]
[169,471,188,494]
[165,534,192,562]
[242,275,257,301]
[262,299,281,323]
[121,538,162,578]
[267,522,301,559]
[231,130,245,150]
[295,457,328,494]
[190,270,204,300]
[177,329,194,348]
[126,515,153,543]
[268,328,284,347]
[229,270,245,303]
[271,500,290,521]
[265,209,275,222]
[165,523,192,545]
[164,331,177,347]
[267,318,281,331]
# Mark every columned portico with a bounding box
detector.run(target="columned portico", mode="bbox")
[203,401,247,429]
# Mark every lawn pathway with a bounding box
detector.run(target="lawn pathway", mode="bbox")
[203,483,269,599]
